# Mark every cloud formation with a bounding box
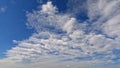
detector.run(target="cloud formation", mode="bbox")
[0,0,120,68]
[0,58,98,68]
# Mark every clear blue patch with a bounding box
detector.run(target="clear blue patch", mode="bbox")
[67,0,89,22]
[0,0,38,58]
[112,49,120,62]
[51,0,68,13]
[48,50,59,55]
[74,56,92,61]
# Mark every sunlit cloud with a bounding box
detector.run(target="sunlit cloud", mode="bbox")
[0,0,120,68]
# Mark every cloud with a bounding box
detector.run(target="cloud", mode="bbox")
[37,0,44,3]
[67,0,88,19]
[0,6,7,13]
[102,15,120,37]
[1,58,120,68]
[0,58,101,68]
[0,0,120,68]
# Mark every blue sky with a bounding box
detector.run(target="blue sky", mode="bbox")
[0,0,67,58]
[0,0,39,58]
[0,0,120,68]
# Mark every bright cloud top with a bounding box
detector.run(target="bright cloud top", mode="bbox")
[3,0,120,66]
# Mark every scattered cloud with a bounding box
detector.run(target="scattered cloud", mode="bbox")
[0,0,120,68]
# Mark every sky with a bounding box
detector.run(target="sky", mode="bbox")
[0,0,39,58]
[0,0,120,68]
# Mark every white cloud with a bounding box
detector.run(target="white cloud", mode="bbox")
[6,0,120,63]
[102,15,120,37]
[0,0,120,68]
[41,2,57,14]
[1,58,120,68]
[63,18,76,33]
[0,58,100,68]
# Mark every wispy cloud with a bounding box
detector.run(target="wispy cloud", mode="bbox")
[0,6,7,13]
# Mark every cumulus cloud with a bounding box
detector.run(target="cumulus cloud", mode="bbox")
[0,0,120,68]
